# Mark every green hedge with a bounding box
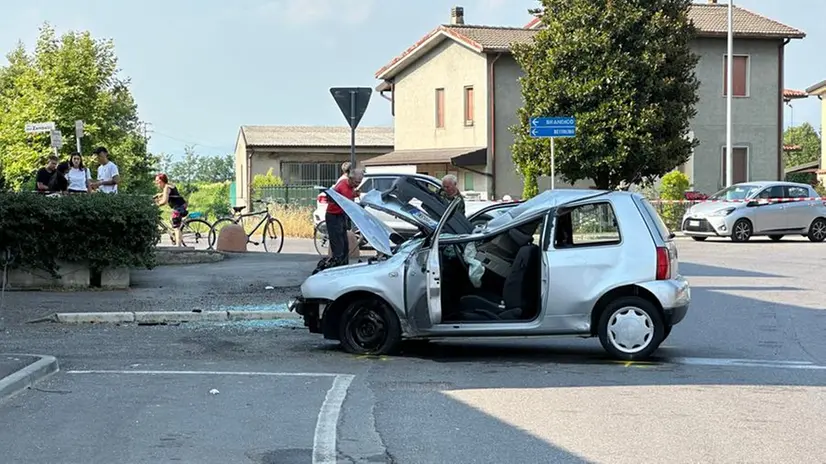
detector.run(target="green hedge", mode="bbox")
[0,193,161,275]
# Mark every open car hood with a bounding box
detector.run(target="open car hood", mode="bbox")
[360,176,475,236]
[324,188,397,257]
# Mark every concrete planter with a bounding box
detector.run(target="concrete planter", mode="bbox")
[2,261,90,290]
[1,261,131,290]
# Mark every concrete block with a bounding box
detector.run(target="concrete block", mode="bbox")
[100,267,130,289]
[133,311,228,324]
[227,310,299,321]
[55,312,135,324]
[2,261,90,289]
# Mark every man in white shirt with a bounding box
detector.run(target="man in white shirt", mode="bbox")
[91,146,120,193]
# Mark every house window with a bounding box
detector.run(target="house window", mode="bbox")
[435,88,445,128]
[721,147,749,185]
[723,55,749,97]
[280,162,339,186]
[464,172,474,191]
[464,86,474,125]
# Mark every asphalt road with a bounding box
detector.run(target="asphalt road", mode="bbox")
[2,237,826,463]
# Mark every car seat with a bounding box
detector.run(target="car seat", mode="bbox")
[458,243,541,320]
[474,221,536,277]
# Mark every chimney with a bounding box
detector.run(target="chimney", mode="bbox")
[450,6,464,25]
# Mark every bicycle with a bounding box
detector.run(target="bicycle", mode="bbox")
[157,212,214,248]
[313,219,367,256]
[208,200,285,253]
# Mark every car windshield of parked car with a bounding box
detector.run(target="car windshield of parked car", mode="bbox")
[708,184,761,201]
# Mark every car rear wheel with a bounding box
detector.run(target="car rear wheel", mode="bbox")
[731,219,752,242]
[768,235,784,241]
[807,218,826,242]
[597,297,665,361]
[691,236,707,242]
[339,297,401,356]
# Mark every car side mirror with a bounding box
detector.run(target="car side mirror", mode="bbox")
[747,199,762,207]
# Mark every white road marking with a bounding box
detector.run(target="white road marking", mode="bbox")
[313,374,355,464]
[670,357,826,370]
[66,369,340,377]
[66,369,357,462]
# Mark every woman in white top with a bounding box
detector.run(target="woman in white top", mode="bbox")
[66,152,91,193]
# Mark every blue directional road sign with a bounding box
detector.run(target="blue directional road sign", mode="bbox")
[529,116,576,138]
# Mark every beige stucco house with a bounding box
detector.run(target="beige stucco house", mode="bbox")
[368,3,804,199]
[806,80,826,184]
[233,126,393,207]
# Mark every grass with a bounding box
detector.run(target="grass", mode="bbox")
[270,204,314,238]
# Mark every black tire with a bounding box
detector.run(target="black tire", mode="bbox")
[263,218,285,253]
[663,325,672,340]
[597,296,665,361]
[181,219,213,247]
[314,221,329,256]
[691,236,707,242]
[807,218,826,242]
[339,297,401,356]
[209,218,238,249]
[730,219,752,242]
[768,235,784,241]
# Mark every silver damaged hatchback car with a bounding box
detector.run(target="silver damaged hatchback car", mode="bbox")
[289,178,690,361]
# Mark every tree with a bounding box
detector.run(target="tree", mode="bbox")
[511,0,700,195]
[166,145,234,184]
[783,123,821,168]
[0,24,155,191]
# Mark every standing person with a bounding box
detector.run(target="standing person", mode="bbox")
[438,174,465,216]
[66,152,92,193]
[326,168,363,265]
[153,173,189,247]
[336,161,351,184]
[35,155,59,192]
[48,162,70,194]
[90,146,119,193]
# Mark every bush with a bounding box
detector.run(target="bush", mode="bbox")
[270,204,314,238]
[252,168,284,198]
[658,171,690,230]
[0,193,161,275]
[186,181,231,220]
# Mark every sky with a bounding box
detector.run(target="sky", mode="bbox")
[0,0,823,160]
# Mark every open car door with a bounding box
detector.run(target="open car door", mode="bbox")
[424,197,464,326]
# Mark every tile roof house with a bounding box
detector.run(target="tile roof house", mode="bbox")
[233,126,393,207]
[804,80,826,182]
[370,2,805,198]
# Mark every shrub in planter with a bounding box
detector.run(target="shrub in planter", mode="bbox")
[0,192,161,276]
[659,171,690,230]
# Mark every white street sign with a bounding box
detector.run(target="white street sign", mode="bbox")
[50,130,63,149]
[25,121,56,134]
[75,120,84,138]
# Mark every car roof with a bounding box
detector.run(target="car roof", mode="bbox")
[364,172,439,184]
[485,189,625,229]
[736,180,812,189]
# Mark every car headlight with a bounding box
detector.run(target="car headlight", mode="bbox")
[709,207,735,217]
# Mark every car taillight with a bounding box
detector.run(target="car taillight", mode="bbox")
[655,246,670,280]
[317,194,327,204]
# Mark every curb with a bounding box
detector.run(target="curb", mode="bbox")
[0,355,59,402]
[35,310,301,325]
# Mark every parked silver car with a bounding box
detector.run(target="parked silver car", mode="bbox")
[681,181,826,242]
[290,180,690,361]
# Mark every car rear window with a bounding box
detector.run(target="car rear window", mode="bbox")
[639,198,672,241]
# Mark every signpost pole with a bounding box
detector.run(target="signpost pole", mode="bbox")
[350,90,357,168]
[550,138,555,190]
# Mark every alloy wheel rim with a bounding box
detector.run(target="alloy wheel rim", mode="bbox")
[735,222,750,240]
[813,221,826,240]
[607,307,654,354]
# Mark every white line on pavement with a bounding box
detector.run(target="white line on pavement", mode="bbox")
[671,357,826,370]
[66,369,340,377]
[313,375,355,464]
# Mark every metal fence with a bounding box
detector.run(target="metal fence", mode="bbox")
[256,185,318,208]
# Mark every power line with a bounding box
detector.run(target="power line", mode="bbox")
[146,127,234,152]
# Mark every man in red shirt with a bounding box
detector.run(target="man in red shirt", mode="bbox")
[326,168,363,265]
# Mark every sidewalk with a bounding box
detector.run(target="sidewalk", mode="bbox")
[0,354,59,402]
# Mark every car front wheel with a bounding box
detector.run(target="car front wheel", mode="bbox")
[807,218,826,242]
[731,219,752,242]
[339,297,401,356]
[597,297,665,361]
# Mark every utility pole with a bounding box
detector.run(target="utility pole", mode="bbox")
[725,1,734,187]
